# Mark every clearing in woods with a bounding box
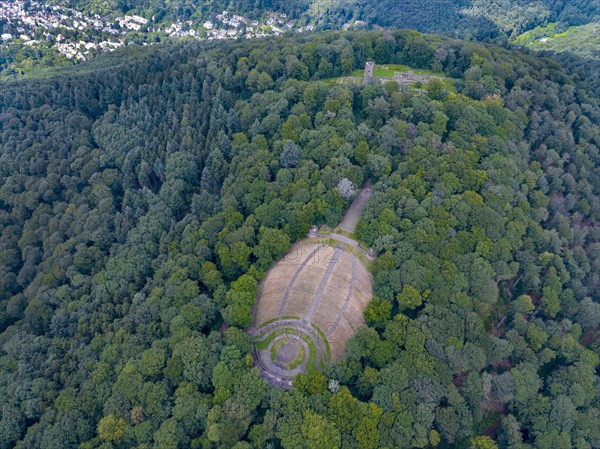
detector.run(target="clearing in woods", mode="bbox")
[249,183,374,387]
[349,63,442,78]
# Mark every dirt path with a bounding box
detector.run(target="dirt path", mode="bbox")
[580,328,599,347]
[278,245,323,316]
[327,257,356,336]
[338,181,373,234]
[302,247,343,325]
[481,421,502,438]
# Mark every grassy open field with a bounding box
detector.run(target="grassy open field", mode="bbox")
[328,62,457,94]
[349,63,443,78]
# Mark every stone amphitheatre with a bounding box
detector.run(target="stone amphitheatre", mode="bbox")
[249,184,374,387]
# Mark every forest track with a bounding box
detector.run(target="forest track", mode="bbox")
[338,181,373,234]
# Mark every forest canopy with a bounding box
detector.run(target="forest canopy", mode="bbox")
[0,29,599,449]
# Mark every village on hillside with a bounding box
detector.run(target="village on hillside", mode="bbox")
[0,0,368,73]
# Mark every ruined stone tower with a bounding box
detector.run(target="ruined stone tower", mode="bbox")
[364,61,375,84]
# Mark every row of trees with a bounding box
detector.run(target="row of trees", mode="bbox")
[0,29,598,448]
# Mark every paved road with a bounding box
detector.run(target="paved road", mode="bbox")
[313,232,375,261]
[331,233,358,247]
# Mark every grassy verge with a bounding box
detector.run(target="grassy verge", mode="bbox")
[304,237,339,248]
[311,323,332,362]
[345,244,371,267]
[289,352,305,370]
[332,228,356,240]
[304,237,372,267]
[258,316,298,328]
[303,334,318,372]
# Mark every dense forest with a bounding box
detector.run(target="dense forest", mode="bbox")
[1,29,599,449]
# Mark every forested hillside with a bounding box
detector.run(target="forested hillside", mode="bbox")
[5,0,597,80]
[1,30,599,449]
[49,0,599,39]
[514,22,600,60]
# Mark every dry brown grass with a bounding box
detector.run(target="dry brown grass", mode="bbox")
[254,240,373,361]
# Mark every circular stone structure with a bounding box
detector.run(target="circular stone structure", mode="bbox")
[273,337,302,364]
[250,241,373,386]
